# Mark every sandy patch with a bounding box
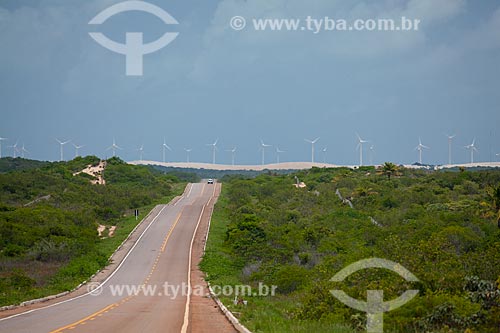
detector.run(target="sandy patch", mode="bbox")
[97,224,106,237]
[73,160,107,185]
[108,226,116,237]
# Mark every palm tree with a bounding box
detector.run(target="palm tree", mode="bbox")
[379,162,399,180]
[354,186,376,197]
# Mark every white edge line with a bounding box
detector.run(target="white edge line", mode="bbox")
[174,183,191,206]
[180,184,215,333]
[203,183,217,252]
[0,201,172,322]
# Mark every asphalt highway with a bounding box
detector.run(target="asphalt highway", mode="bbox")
[0,182,218,333]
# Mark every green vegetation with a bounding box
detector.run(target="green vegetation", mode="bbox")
[202,167,500,332]
[0,156,185,306]
[153,165,296,180]
[0,157,49,173]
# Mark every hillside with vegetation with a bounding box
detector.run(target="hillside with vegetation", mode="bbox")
[0,156,186,306]
[201,166,500,333]
[0,157,49,173]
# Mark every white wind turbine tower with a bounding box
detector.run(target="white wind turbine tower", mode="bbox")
[226,147,237,166]
[184,148,192,163]
[162,138,172,163]
[106,138,123,157]
[446,134,456,165]
[415,138,430,164]
[136,144,145,161]
[369,145,375,166]
[260,140,272,165]
[305,137,320,163]
[0,137,7,158]
[465,138,478,164]
[55,138,71,161]
[322,147,327,163]
[8,141,19,158]
[496,153,500,161]
[21,143,29,158]
[206,138,218,164]
[356,133,369,166]
[73,143,84,158]
[276,147,285,164]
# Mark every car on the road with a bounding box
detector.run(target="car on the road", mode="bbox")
[207,179,214,184]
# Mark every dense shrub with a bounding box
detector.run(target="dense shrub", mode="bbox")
[203,167,500,332]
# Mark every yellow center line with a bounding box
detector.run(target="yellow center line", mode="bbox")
[160,209,184,253]
[50,207,186,332]
[49,303,118,333]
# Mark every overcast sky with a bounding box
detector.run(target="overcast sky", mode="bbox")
[1,0,499,165]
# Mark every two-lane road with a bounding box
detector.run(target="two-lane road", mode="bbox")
[0,182,221,333]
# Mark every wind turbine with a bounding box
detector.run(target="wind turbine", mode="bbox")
[446,134,456,165]
[162,138,172,163]
[322,147,327,163]
[136,144,144,161]
[305,137,320,163]
[276,147,285,164]
[259,140,272,165]
[465,138,478,164]
[496,153,500,162]
[106,138,122,157]
[55,138,71,161]
[184,148,192,163]
[226,147,237,166]
[73,143,84,158]
[415,138,430,164]
[369,145,375,165]
[20,143,29,158]
[8,141,19,158]
[356,133,369,166]
[0,137,7,158]
[206,138,218,164]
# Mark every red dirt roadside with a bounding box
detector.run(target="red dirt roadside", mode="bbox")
[188,183,238,333]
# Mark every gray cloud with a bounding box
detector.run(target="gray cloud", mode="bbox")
[0,0,498,164]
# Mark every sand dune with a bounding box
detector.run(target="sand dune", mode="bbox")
[129,161,346,171]
[130,160,500,171]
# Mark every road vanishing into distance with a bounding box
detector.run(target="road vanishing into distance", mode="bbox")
[0,182,222,333]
